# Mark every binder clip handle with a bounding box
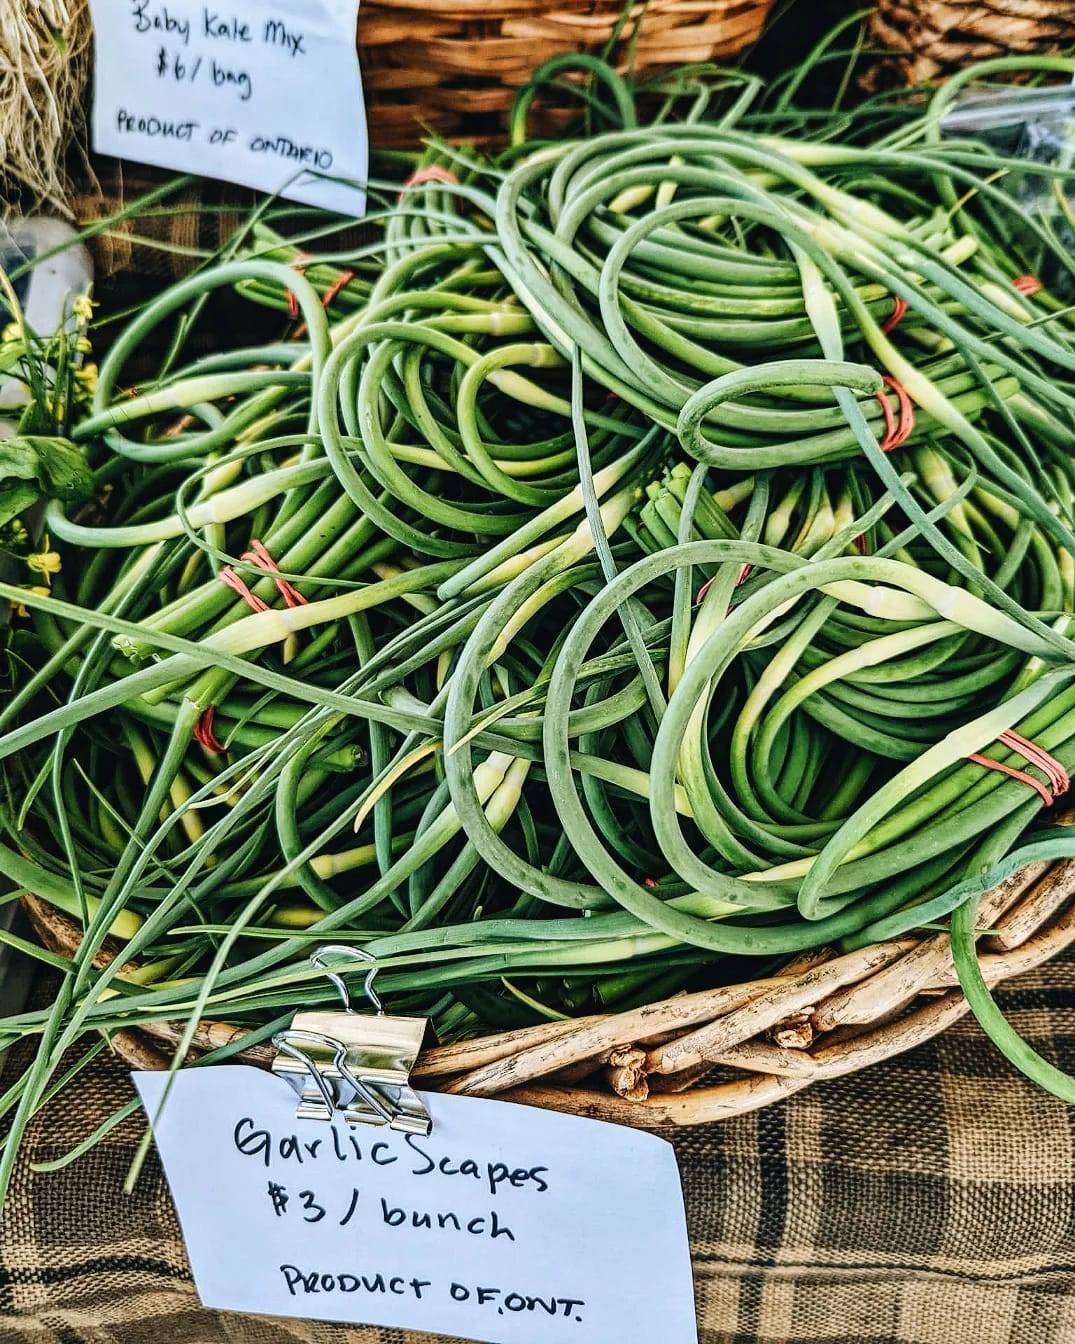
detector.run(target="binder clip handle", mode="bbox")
[271,944,433,1136]
[272,1027,348,1117]
[271,1027,397,1126]
[309,944,384,1015]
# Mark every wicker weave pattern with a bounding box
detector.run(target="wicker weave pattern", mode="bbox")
[24,846,1075,1129]
[360,0,773,144]
[868,0,1075,87]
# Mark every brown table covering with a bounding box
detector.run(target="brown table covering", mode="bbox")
[1,951,1074,1344]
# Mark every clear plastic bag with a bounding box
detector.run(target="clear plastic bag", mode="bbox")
[943,85,1075,298]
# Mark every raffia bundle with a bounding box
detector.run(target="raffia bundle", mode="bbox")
[0,1,92,213]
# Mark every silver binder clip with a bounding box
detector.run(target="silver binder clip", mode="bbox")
[271,946,433,1135]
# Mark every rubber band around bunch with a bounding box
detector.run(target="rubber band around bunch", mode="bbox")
[196,543,308,754]
[969,730,1070,808]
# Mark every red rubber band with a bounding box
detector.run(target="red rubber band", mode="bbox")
[969,731,1068,807]
[398,166,459,203]
[194,705,225,754]
[875,385,897,448]
[1013,275,1042,296]
[854,531,869,556]
[242,539,308,608]
[321,269,356,309]
[220,541,307,614]
[999,729,1069,798]
[695,563,751,608]
[219,565,270,613]
[881,295,908,335]
[885,375,914,449]
[968,753,1053,807]
[286,252,312,320]
[875,375,915,452]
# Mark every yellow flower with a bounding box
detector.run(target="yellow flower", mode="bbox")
[26,541,61,585]
[72,294,94,322]
[12,585,50,618]
[76,362,98,394]
[1,322,21,345]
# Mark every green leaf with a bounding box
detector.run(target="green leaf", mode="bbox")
[0,348,27,377]
[0,435,93,530]
[32,437,93,502]
[0,483,40,531]
[0,438,42,485]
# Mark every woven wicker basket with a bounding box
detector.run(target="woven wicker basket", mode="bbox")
[359,0,772,144]
[22,842,1075,1129]
[867,0,1075,89]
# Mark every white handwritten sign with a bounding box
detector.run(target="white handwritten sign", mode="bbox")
[135,1067,697,1344]
[86,1,366,214]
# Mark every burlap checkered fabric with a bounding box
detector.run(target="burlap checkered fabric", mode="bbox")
[1,952,1073,1344]
[73,160,255,282]
[72,163,367,380]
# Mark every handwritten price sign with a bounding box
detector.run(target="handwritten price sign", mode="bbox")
[86,1,367,213]
[135,1068,697,1343]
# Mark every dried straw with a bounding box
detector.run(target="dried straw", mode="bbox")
[0,0,92,215]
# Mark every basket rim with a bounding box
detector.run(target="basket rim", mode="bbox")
[20,845,1075,1129]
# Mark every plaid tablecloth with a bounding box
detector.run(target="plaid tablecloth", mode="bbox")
[2,951,1074,1344]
